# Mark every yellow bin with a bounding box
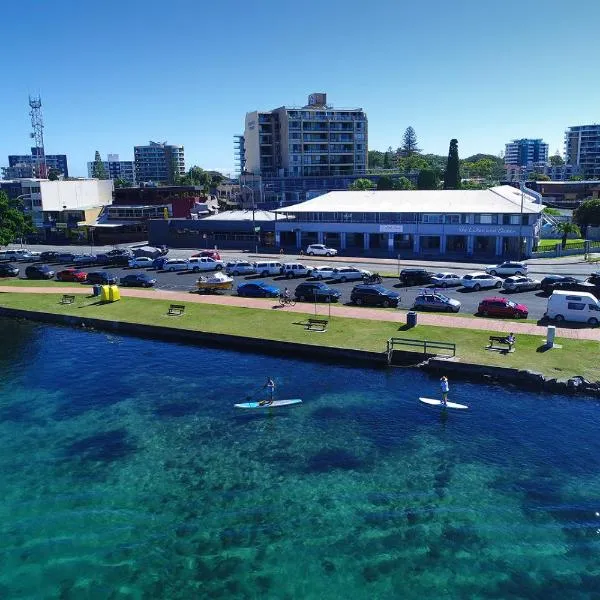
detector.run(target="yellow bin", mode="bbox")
[108,285,121,302]
[100,285,111,302]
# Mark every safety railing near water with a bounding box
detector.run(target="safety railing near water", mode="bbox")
[386,337,456,365]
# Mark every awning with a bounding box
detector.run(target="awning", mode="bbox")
[91,220,144,228]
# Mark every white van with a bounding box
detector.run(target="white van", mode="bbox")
[545,291,600,326]
[254,261,283,277]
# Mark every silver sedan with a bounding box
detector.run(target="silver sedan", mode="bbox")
[502,276,541,292]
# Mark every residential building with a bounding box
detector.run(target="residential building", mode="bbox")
[274,185,543,259]
[565,125,600,178]
[0,178,112,242]
[87,153,136,183]
[504,163,581,182]
[522,180,600,208]
[504,139,548,168]
[3,148,69,179]
[134,141,185,184]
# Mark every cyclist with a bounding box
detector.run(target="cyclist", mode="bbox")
[283,287,291,300]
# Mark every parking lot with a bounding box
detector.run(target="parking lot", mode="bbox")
[6,258,554,321]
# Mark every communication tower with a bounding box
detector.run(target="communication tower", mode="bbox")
[29,95,47,178]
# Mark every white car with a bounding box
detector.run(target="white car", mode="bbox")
[502,276,541,292]
[461,272,503,291]
[225,261,256,276]
[187,257,224,272]
[163,258,189,272]
[311,265,336,280]
[306,244,338,257]
[430,272,462,288]
[484,261,528,276]
[332,267,371,282]
[282,263,313,278]
[128,256,154,269]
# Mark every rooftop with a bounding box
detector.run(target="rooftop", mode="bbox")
[200,210,287,222]
[276,186,544,215]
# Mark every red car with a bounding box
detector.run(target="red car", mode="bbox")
[56,268,88,282]
[191,250,221,260]
[478,297,528,319]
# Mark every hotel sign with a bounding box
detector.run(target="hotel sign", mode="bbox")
[379,225,404,233]
[456,226,518,235]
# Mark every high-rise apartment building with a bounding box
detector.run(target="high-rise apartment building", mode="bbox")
[87,153,136,183]
[3,148,69,179]
[504,139,548,167]
[134,141,185,184]
[565,125,600,178]
[243,93,367,178]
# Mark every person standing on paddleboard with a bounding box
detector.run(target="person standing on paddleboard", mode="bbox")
[259,377,275,406]
[440,376,449,406]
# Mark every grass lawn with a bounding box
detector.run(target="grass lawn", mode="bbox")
[0,291,598,382]
[0,278,81,287]
[538,238,585,250]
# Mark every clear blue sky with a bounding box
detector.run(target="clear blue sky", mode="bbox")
[2,0,599,177]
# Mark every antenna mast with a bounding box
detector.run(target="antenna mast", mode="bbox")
[29,95,47,178]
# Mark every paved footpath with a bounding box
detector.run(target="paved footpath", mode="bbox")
[2,285,599,342]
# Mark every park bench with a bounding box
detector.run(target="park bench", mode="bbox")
[488,335,515,352]
[168,304,186,316]
[60,294,75,305]
[306,318,328,332]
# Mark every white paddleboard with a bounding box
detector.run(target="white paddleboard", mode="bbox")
[419,397,468,410]
[234,398,303,409]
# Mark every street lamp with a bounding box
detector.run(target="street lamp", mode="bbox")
[240,184,258,254]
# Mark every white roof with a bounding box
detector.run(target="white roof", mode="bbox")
[276,186,543,215]
[200,210,287,222]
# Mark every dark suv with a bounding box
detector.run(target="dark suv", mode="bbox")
[87,271,118,285]
[399,268,433,286]
[40,251,60,262]
[0,263,19,277]
[294,281,341,302]
[25,264,55,279]
[540,275,579,294]
[350,284,400,307]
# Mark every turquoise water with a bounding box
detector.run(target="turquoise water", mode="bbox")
[1,318,600,599]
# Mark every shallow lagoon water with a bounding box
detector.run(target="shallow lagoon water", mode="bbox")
[1,318,600,599]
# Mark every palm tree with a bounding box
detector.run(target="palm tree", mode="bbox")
[555,222,581,249]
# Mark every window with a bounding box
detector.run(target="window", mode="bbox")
[510,215,521,225]
[423,214,442,224]
[478,214,493,224]
[444,214,460,224]
[567,302,585,310]
[589,304,600,311]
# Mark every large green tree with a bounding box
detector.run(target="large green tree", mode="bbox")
[443,139,461,189]
[349,178,375,191]
[0,191,35,246]
[92,151,108,179]
[555,222,581,249]
[417,169,439,190]
[550,152,564,166]
[573,198,600,235]
[376,176,394,190]
[395,177,415,190]
[47,168,60,181]
[400,126,420,157]
[367,150,384,169]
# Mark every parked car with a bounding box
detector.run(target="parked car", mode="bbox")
[430,272,462,288]
[86,271,118,285]
[311,265,337,280]
[237,281,280,298]
[399,268,433,286]
[282,263,313,278]
[191,250,221,260]
[502,276,541,293]
[294,281,341,302]
[128,256,155,269]
[350,284,400,307]
[120,273,157,288]
[56,268,87,282]
[187,257,224,272]
[57,252,76,263]
[39,251,60,262]
[548,280,600,298]
[540,275,580,294]
[254,261,283,276]
[95,253,112,265]
[306,244,338,257]
[131,246,165,259]
[0,263,19,277]
[163,258,189,272]
[484,261,528,276]
[107,248,134,258]
[108,254,131,266]
[588,272,600,286]
[477,297,528,318]
[0,249,31,262]
[73,254,97,266]
[25,264,55,280]
[17,251,41,262]
[332,267,370,282]
[152,256,170,270]
[226,261,256,276]
[545,291,600,326]
[461,272,503,291]
[413,292,461,313]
